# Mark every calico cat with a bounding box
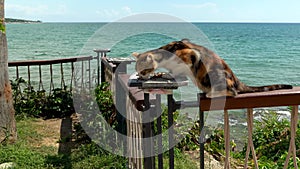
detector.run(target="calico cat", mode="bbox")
[132,39,292,98]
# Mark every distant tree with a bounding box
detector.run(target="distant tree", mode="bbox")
[0,0,17,143]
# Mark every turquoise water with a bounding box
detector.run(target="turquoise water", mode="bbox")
[6,22,300,86]
[6,23,300,148]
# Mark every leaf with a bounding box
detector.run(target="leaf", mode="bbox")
[0,21,5,33]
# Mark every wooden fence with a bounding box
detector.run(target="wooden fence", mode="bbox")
[8,56,94,92]
[8,49,110,92]
[7,52,299,169]
[102,56,300,169]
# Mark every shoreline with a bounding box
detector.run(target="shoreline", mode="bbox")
[5,18,42,24]
[6,22,42,24]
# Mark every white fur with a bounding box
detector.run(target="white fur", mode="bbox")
[157,55,191,77]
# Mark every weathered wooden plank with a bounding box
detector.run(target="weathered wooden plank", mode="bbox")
[199,87,300,111]
[121,73,300,111]
[8,56,93,66]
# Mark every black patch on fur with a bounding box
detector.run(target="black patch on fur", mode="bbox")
[201,73,211,88]
[191,54,196,65]
[280,84,293,89]
[160,41,189,53]
[193,59,203,76]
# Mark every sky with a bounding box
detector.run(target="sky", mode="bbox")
[4,0,300,23]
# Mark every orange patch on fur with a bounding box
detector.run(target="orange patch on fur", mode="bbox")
[226,79,234,87]
[175,49,194,64]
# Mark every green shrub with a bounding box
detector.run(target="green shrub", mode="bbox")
[94,82,116,127]
[239,111,300,168]
[179,111,300,168]
[72,82,121,153]
[11,78,46,118]
[42,87,74,118]
[250,112,299,161]
[10,78,75,119]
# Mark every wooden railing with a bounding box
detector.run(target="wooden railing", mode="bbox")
[10,53,298,169]
[199,89,300,169]
[7,49,111,93]
[102,56,300,169]
[8,56,94,92]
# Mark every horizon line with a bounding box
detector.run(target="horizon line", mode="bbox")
[25,21,300,24]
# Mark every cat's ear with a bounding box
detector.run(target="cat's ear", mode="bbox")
[132,52,140,59]
[181,38,190,43]
[146,55,153,62]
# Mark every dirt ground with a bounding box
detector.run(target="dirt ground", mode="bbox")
[33,118,62,148]
[186,150,224,169]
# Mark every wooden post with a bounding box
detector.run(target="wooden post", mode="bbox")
[143,93,155,169]
[244,108,258,169]
[224,110,230,169]
[199,110,205,169]
[168,94,175,169]
[283,105,299,169]
[156,94,163,169]
[94,49,110,84]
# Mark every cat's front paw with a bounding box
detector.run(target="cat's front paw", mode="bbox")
[153,72,174,80]
[137,73,151,80]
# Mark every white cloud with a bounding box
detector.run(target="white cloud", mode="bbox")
[96,9,119,18]
[6,4,49,16]
[6,3,68,19]
[96,6,134,21]
[173,2,217,9]
[122,6,132,14]
[171,2,220,21]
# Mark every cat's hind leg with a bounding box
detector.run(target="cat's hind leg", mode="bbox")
[206,86,237,98]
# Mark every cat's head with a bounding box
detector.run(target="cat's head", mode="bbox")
[132,51,158,79]
[132,39,193,79]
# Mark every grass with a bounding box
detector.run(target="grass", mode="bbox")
[0,118,199,169]
[0,118,127,169]
[0,118,57,168]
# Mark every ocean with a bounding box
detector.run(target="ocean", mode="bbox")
[6,22,300,87]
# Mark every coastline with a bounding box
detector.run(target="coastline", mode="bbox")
[5,22,42,24]
[5,18,42,24]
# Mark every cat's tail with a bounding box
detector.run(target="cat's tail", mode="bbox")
[239,84,293,94]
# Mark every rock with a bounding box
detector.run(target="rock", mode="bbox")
[0,162,15,169]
